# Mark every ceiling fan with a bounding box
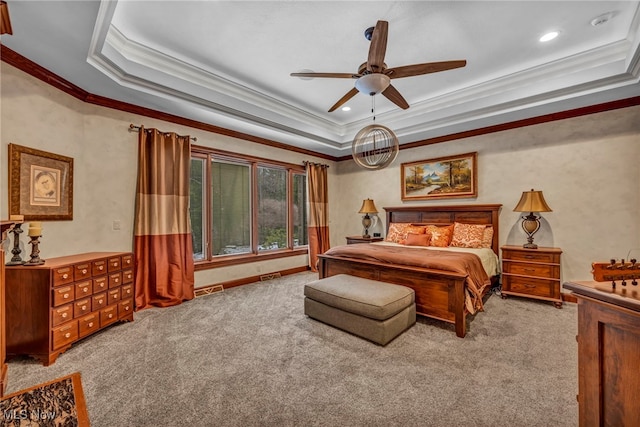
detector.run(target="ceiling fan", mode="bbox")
[291,20,467,112]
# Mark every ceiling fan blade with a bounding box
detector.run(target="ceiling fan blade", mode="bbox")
[291,72,359,79]
[382,84,409,110]
[328,87,359,112]
[367,20,388,73]
[385,60,467,79]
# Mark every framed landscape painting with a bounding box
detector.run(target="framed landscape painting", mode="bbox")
[401,152,477,201]
[8,143,74,220]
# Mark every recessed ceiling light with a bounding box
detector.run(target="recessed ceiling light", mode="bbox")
[539,31,559,42]
[341,106,351,112]
[591,12,613,27]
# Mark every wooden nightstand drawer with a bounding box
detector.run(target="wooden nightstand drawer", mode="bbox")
[92,258,108,276]
[502,249,560,264]
[74,263,91,281]
[78,313,99,338]
[92,292,107,310]
[108,256,121,272]
[52,321,78,350]
[109,272,122,288]
[52,266,74,286]
[503,262,557,279]
[118,299,133,319]
[51,304,73,327]
[74,298,91,318]
[100,305,118,327]
[108,288,120,305]
[75,280,93,298]
[93,276,108,293]
[52,285,75,307]
[503,275,558,299]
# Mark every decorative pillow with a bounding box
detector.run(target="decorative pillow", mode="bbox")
[450,222,487,248]
[480,226,494,249]
[424,224,454,247]
[385,223,426,243]
[402,232,432,247]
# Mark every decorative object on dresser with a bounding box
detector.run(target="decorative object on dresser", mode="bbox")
[512,189,552,249]
[5,252,134,366]
[563,280,640,426]
[501,245,562,308]
[346,235,384,244]
[358,198,379,238]
[24,221,45,265]
[591,258,639,289]
[6,215,25,266]
[8,144,74,221]
[401,152,477,201]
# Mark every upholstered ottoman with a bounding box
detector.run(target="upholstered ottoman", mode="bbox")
[304,274,416,345]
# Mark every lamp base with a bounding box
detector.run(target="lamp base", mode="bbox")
[523,242,538,249]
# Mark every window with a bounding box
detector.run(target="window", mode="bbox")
[190,147,307,268]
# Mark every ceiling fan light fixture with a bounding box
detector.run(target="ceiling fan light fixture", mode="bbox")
[355,73,390,95]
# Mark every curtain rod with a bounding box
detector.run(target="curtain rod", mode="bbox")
[303,160,329,168]
[129,124,197,141]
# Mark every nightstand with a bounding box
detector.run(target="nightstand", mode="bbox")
[346,236,384,244]
[501,245,563,308]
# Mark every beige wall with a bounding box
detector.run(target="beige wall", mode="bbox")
[332,106,640,282]
[0,63,336,287]
[2,62,639,287]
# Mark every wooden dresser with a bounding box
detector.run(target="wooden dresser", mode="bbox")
[5,252,134,365]
[501,245,563,308]
[345,236,384,244]
[563,280,640,426]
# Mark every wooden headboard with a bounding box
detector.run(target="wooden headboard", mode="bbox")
[383,204,503,256]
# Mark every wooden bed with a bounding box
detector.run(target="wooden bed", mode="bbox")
[318,204,502,338]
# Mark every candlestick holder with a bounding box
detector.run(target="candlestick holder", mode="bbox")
[25,234,45,266]
[6,223,26,265]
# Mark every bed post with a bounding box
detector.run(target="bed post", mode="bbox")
[453,278,467,338]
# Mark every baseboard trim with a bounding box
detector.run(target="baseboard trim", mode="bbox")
[203,266,311,290]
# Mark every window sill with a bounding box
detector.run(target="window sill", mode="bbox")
[194,247,308,271]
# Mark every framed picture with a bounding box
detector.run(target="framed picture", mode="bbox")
[401,152,477,201]
[8,143,73,220]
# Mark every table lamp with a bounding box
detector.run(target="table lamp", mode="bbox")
[358,199,378,238]
[513,189,552,249]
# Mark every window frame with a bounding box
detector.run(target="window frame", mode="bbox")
[191,145,308,271]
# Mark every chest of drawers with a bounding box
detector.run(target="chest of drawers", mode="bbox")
[501,245,563,308]
[5,252,134,365]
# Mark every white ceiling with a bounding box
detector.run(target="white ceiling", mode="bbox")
[3,1,640,157]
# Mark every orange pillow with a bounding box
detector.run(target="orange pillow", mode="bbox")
[403,232,432,246]
[385,223,426,243]
[480,226,494,249]
[450,222,487,248]
[424,224,454,247]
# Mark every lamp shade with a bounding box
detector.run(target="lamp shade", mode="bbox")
[358,199,379,214]
[513,189,552,213]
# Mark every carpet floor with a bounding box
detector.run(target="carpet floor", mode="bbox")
[5,271,578,426]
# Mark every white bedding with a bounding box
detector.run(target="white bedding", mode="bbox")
[371,240,500,277]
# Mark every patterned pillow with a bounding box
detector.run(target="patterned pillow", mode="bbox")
[424,224,454,247]
[480,226,494,249]
[401,232,432,246]
[450,222,487,248]
[385,223,426,243]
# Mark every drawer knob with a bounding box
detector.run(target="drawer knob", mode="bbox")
[88,322,94,327]
[125,306,130,311]
[126,259,131,264]
[99,299,103,304]
[81,305,87,310]
[62,313,68,318]
[83,287,89,293]
[115,278,119,283]
[62,273,69,279]
[112,262,117,267]
[524,268,535,273]
[524,284,536,288]
[108,314,113,319]
[98,266,104,271]
[82,269,87,274]
[63,293,69,299]
[64,333,71,338]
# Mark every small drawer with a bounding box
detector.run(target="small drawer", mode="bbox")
[109,272,122,288]
[78,313,99,338]
[74,298,92,318]
[92,292,107,310]
[100,305,118,327]
[118,299,133,319]
[121,284,133,299]
[51,304,73,327]
[108,256,121,272]
[93,276,108,293]
[75,280,93,297]
[504,262,555,278]
[122,254,133,268]
[52,320,78,350]
[52,285,75,307]
[108,288,120,305]
[92,259,108,276]
[74,263,91,281]
[122,269,134,284]
[503,250,559,264]
[52,266,74,287]
[503,275,558,299]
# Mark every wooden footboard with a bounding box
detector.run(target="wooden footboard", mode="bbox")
[318,254,470,337]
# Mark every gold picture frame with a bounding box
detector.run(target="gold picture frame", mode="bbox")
[401,152,477,201]
[8,143,73,220]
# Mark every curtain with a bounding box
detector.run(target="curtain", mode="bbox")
[134,127,195,309]
[306,162,330,271]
